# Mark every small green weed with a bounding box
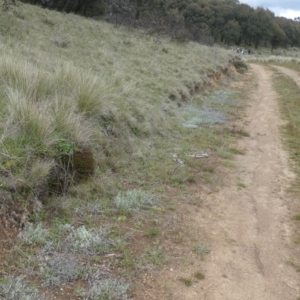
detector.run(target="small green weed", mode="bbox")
[293,214,300,221]
[56,139,75,155]
[120,250,135,268]
[145,227,159,238]
[203,174,213,183]
[179,277,192,287]
[146,247,165,266]
[194,272,205,280]
[193,243,210,255]
[237,182,246,189]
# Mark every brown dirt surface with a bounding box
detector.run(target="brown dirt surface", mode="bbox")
[135,64,300,299]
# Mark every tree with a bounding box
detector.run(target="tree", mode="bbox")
[221,20,241,45]
[276,17,300,47]
[234,3,253,45]
[246,7,274,48]
[270,19,286,50]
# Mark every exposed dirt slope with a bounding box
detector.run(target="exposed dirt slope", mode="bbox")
[139,64,300,299]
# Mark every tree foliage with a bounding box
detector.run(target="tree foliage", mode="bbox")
[18,0,300,48]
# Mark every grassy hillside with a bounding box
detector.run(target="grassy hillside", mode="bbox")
[0,3,246,299]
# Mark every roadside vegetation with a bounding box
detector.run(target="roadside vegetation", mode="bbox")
[263,62,300,275]
[0,2,252,300]
[271,68,300,192]
[2,1,300,299]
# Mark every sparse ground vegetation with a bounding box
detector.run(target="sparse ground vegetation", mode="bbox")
[193,243,210,256]
[270,66,300,261]
[271,68,300,191]
[194,271,205,280]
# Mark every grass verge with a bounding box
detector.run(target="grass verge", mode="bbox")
[0,3,250,299]
[272,69,300,191]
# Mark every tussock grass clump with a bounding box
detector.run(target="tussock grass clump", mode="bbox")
[0,4,243,299]
[5,87,53,141]
[26,159,54,186]
[114,189,158,213]
[0,3,236,203]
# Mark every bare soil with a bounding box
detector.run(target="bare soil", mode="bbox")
[136,64,300,299]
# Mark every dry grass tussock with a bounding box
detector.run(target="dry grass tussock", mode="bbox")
[0,3,236,189]
[0,3,244,299]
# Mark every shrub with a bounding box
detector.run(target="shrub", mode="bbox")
[18,223,51,246]
[38,253,81,286]
[0,276,45,300]
[83,278,130,300]
[114,189,158,213]
[63,225,114,256]
[233,60,248,73]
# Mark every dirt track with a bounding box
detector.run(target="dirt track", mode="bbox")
[142,64,300,299]
[196,65,300,299]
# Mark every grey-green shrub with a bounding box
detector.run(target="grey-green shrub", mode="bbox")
[0,276,45,300]
[63,225,114,255]
[18,223,51,246]
[114,189,158,213]
[83,278,130,300]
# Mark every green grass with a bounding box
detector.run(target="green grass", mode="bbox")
[194,271,205,280]
[248,47,300,64]
[193,243,210,255]
[272,69,300,191]
[179,277,192,287]
[271,66,300,260]
[237,182,246,189]
[0,3,249,299]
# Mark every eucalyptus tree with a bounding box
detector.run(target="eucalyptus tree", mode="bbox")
[221,20,241,45]
[233,3,253,45]
[246,7,274,48]
[270,18,286,50]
